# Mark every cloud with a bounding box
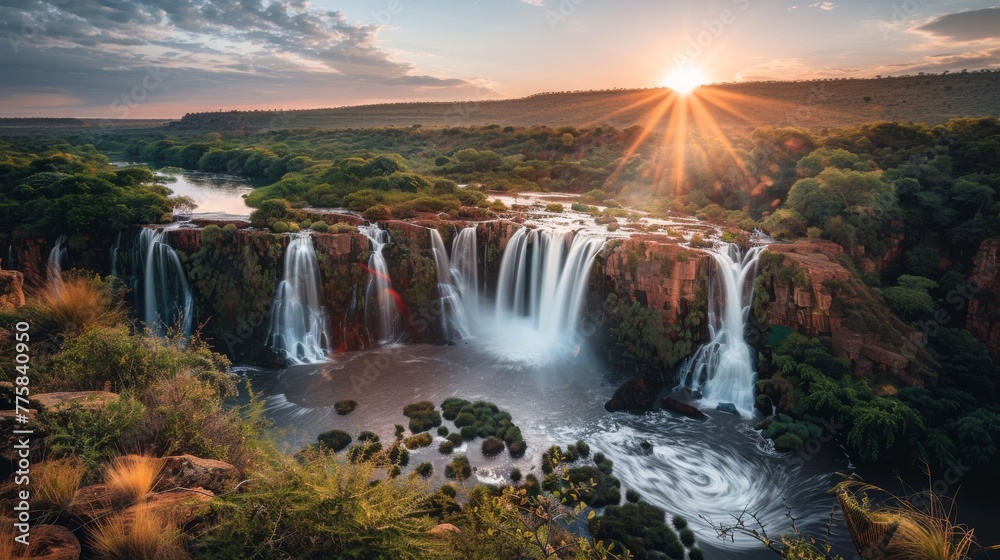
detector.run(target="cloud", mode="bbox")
[521,0,545,5]
[809,2,837,11]
[913,7,1000,42]
[871,47,1000,75]
[0,0,476,116]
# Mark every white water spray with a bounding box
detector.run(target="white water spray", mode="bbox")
[46,235,68,292]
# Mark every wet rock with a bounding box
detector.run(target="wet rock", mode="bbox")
[639,441,653,455]
[605,371,662,412]
[716,402,739,415]
[428,523,461,538]
[660,397,707,420]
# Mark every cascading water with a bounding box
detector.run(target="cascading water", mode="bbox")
[493,228,604,361]
[429,229,474,341]
[678,242,764,416]
[135,229,194,337]
[359,223,401,345]
[268,234,330,365]
[451,226,480,323]
[110,230,122,278]
[47,235,68,291]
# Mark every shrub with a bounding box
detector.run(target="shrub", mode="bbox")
[626,489,641,503]
[436,426,449,437]
[362,204,392,221]
[679,527,696,547]
[403,401,435,416]
[415,462,433,478]
[589,502,682,560]
[444,456,472,479]
[334,400,357,415]
[405,433,433,449]
[453,411,477,428]
[688,233,713,248]
[271,220,290,233]
[441,397,471,420]
[388,443,410,467]
[481,436,504,457]
[395,424,406,440]
[90,503,187,560]
[348,432,383,462]
[575,440,590,458]
[311,220,329,232]
[408,410,442,433]
[199,450,440,559]
[545,203,564,213]
[446,433,463,447]
[688,547,704,560]
[460,426,478,440]
[40,396,146,469]
[507,439,526,458]
[671,515,688,530]
[510,468,522,482]
[438,441,455,455]
[33,458,84,512]
[105,455,163,506]
[317,430,352,452]
[440,484,457,498]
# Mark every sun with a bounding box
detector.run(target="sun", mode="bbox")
[662,64,708,95]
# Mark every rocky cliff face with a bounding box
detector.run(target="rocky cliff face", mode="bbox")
[757,239,932,384]
[0,269,25,310]
[968,238,1000,360]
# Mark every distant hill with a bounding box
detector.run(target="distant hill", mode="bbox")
[164,71,1000,135]
[4,71,999,135]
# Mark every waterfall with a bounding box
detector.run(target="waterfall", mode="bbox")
[678,243,764,417]
[135,229,194,337]
[268,234,330,365]
[110,230,122,278]
[429,229,474,341]
[47,235,68,291]
[359,223,401,344]
[494,228,604,349]
[451,226,480,323]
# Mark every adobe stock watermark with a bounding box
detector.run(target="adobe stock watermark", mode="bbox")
[546,0,591,30]
[671,0,751,69]
[876,0,930,41]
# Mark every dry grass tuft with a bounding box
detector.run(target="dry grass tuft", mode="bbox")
[30,274,126,337]
[89,503,188,560]
[34,457,85,512]
[105,455,164,506]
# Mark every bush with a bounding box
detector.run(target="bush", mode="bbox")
[441,398,470,420]
[453,411,477,428]
[362,204,392,221]
[575,440,590,458]
[444,455,472,479]
[437,426,449,437]
[405,433,433,449]
[200,450,441,559]
[415,462,433,478]
[334,399,357,415]
[626,489,641,503]
[481,436,505,457]
[510,468,522,482]
[311,220,329,232]
[688,547,704,560]
[403,401,435,416]
[271,220,290,233]
[318,430,352,452]
[507,439,527,458]
[439,441,455,454]
[348,432,383,462]
[440,484,457,498]
[408,410,442,433]
[679,527,696,547]
[446,433,463,447]
[671,515,688,531]
[40,395,146,469]
[545,203,564,213]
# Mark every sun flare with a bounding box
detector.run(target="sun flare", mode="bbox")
[662,64,708,94]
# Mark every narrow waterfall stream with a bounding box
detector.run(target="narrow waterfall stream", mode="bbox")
[429,228,474,341]
[46,234,68,291]
[359,223,401,345]
[135,228,194,337]
[268,233,330,365]
[678,243,765,416]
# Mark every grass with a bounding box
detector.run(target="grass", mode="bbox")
[89,503,187,560]
[33,457,85,512]
[28,274,125,338]
[105,455,164,506]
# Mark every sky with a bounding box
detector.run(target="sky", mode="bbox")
[0,0,998,118]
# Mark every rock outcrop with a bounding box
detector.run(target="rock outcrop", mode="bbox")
[758,239,931,384]
[158,454,240,495]
[0,269,26,309]
[16,524,81,560]
[967,238,1000,360]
